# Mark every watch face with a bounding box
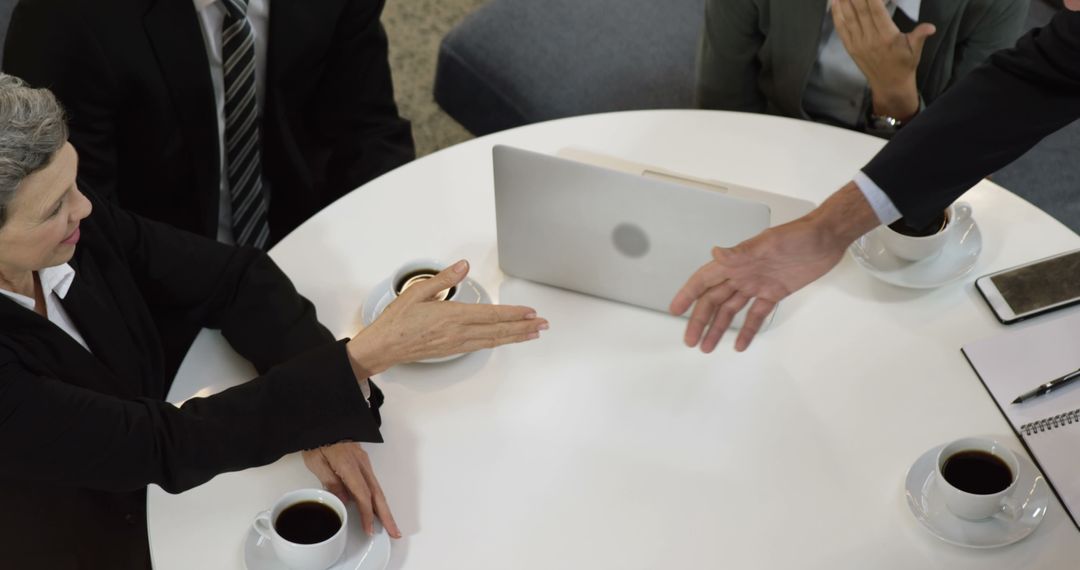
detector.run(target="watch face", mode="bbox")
[869,114,902,132]
[875,115,900,127]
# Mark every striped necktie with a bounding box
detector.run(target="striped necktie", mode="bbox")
[221,0,270,249]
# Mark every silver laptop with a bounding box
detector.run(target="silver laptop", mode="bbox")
[493,145,792,317]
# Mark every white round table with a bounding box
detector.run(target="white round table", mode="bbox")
[148,110,1080,569]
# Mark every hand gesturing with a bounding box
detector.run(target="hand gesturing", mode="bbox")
[348,260,548,374]
[831,0,935,120]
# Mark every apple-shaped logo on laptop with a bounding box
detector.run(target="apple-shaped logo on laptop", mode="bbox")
[612,223,650,258]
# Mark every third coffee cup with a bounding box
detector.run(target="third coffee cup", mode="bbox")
[934,437,1022,522]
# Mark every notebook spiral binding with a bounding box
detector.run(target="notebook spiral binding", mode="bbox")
[1021,408,1080,436]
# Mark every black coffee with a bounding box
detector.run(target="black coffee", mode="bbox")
[395,269,456,300]
[888,211,948,237]
[274,501,342,545]
[941,451,1013,495]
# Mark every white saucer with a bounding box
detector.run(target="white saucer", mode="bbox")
[361,275,491,363]
[849,217,982,289]
[244,504,391,570]
[904,443,1049,548]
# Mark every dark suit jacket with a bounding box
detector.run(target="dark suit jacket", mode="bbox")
[0,191,383,569]
[697,0,1029,132]
[862,10,1080,226]
[3,0,415,245]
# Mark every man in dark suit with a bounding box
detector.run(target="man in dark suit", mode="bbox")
[3,0,415,248]
[671,3,1080,353]
[5,0,416,376]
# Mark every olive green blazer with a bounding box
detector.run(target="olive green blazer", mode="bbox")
[697,0,1030,123]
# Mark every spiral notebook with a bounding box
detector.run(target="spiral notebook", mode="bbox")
[961,307,1080,531]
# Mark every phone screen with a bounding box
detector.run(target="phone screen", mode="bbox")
[990,250,1080,315]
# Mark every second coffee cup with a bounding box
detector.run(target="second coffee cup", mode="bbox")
[881,202,972,261]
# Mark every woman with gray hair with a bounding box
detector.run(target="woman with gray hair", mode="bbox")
[0,74,548,568]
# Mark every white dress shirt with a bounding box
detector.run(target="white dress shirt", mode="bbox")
[853,171,903,224]
[192,0,271,244]
[0,264,91,352]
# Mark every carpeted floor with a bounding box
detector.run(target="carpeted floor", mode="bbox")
[382,0,487,157]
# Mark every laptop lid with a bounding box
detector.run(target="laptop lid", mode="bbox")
[493,145,772,315]
[556,147,816,225]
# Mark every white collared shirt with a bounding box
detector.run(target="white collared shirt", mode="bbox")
[0,264,91,351]
[854,171,903,224]
[803,0,922,129]
[192,0,271,244]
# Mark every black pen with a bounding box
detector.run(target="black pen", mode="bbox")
[1013,367,1080,404]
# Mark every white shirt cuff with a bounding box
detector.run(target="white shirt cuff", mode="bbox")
[853,171,903,225]
[359,378,372,406]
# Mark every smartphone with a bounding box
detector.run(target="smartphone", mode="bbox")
[975,248,1080,324]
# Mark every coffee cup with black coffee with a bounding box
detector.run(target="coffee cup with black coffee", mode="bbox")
[934,437,1022,521]
[881,202,972,261]
[392,259,458,302]
[253,489,347,570]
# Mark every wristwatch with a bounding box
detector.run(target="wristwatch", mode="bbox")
[868,113,904,132]
[866,94,924,138]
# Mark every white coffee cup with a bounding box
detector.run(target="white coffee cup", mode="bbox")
[391,259,459,301]
[253,489,348,570]
[880,201,972,261]
[934,438,1022,522]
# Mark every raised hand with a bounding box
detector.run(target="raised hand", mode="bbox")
[831,0,936,121]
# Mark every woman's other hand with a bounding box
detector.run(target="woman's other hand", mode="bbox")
[302,442,401,538]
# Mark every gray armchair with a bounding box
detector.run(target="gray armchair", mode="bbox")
[434,0,704,136]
